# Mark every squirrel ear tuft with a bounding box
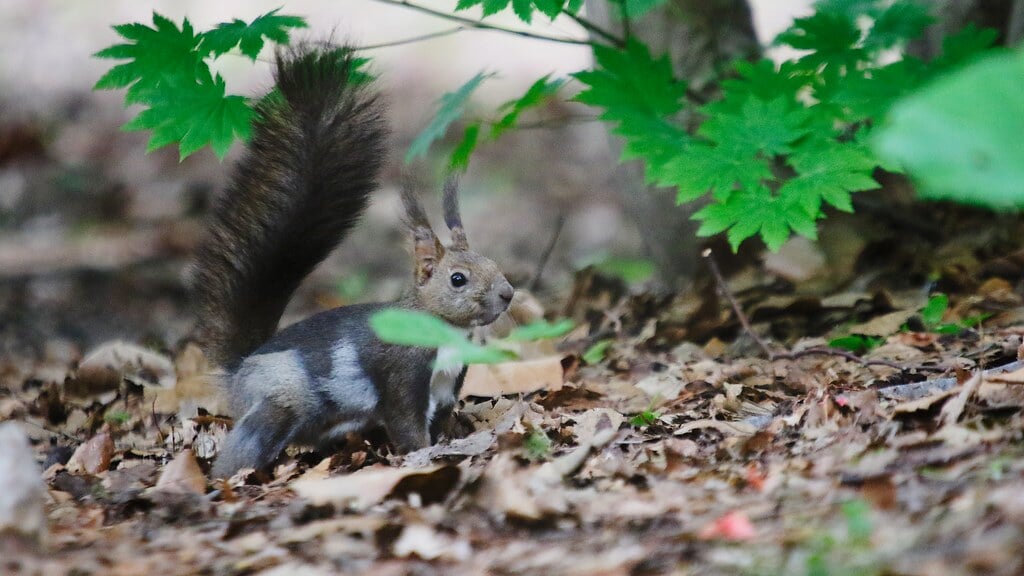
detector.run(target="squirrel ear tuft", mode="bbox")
[442,177,469,251]
[402,184,444,285]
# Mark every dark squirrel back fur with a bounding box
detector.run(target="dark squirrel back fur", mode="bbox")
[193,44,387,369]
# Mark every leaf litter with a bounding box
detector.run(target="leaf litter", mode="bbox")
[4,208,1024,575]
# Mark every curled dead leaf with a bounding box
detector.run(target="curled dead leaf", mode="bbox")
[290,464,460,511]
[462,356,564,398]
[66,426,114,475]
[154,449,206,495]
[71,340,175,396]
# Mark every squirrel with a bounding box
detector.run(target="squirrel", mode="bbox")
[192,44,515,479]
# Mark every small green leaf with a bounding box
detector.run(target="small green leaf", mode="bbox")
[506,319,575,341]
[491,75,563,139]
[406,72,493,164]
[369,308,516,366]
[369,308,466,348]
[919,294,949,327]
[593,256,656,283]
[449,123,481,172]
[629,409,660,427]
[840,499,873,545]
[582,339,613,365]
[523,428,552,460]
[200,8,307,59]
[828,334,883,354]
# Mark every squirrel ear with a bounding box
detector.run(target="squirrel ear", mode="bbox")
[412,228,444,286]
[442,177,469,251]
[402,184,444,285]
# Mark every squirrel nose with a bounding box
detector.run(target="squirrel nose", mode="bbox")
[498,281,514,304]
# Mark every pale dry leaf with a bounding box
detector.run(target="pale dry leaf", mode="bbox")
[940,371,982,427]
[848,310,917,337]
[75,340,175,391]
[0,422,47,543]
[462,355,564,398]
[290,464,459,511]
[634,373,684,405]
[66,426,114,475]
[674,419,757,437]
[570,408,625,446]
[392,523,471,561]
[154,449,206,495]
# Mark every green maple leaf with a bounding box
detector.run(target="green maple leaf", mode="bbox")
[406,72,493,163]
[574,40,687,119]
[780,140,880,216]
[827,58,925,122]
[932,24,999,70]
[699,97,810,157]
[456,0,566,22]
[124,74,253,160]
[715,59,809,112]
[94,12,206,104]
[573,40,691,185]
[662,143,771,202]
[776,10,863,71]
[863,0,932,52]
[693,185,819,251]
[201,8,307,59]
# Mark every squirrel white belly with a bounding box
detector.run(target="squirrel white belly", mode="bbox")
[191,44,513,478]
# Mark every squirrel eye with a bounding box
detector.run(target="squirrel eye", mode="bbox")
[450,272,467,288]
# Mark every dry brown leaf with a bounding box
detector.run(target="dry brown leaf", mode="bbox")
[154,449,206,495]
[66,426,114,475]
[290,464,460,511]
[72,340,175,393]
[462,356,564,398]
[674,418,757,437]
[939,371,982,426]
[848,310,917,337]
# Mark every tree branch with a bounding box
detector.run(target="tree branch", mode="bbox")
[563,12,625,47]
[355,26,466,50]
[372,0,593,46]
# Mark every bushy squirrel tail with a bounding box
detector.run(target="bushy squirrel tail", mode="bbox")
[193,43,387,369]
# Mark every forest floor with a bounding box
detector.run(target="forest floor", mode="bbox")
[3,118,1024,575]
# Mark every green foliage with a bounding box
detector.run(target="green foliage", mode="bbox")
[591,256,656,283]
[446,75,564,171]
[200,9,306,59]
[406,72,494,164]
[104,409,133,426]
[566,0,997,250]
[369,308,514,366]
[454,0,584,23]
[875,47,1024,209]
[506,319,575,341]
[523,428,553,460]
[629,409,660,427]
[94,10,306,160]
[828,334,884,354]
[582,339,613,365]
[914,293,990,334]
[370,309,572,367]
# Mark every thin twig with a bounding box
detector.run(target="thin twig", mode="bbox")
[529,214,566,292]
[355,26,466,50]
[372,0,592,46]
[703,248,774,359]
[772,347,946,373]
[563,12,625,47]
[702,248,942,374]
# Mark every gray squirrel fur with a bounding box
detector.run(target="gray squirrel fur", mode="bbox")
[193,44,514,478]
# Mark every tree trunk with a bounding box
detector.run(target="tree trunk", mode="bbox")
[584,0,760,286]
